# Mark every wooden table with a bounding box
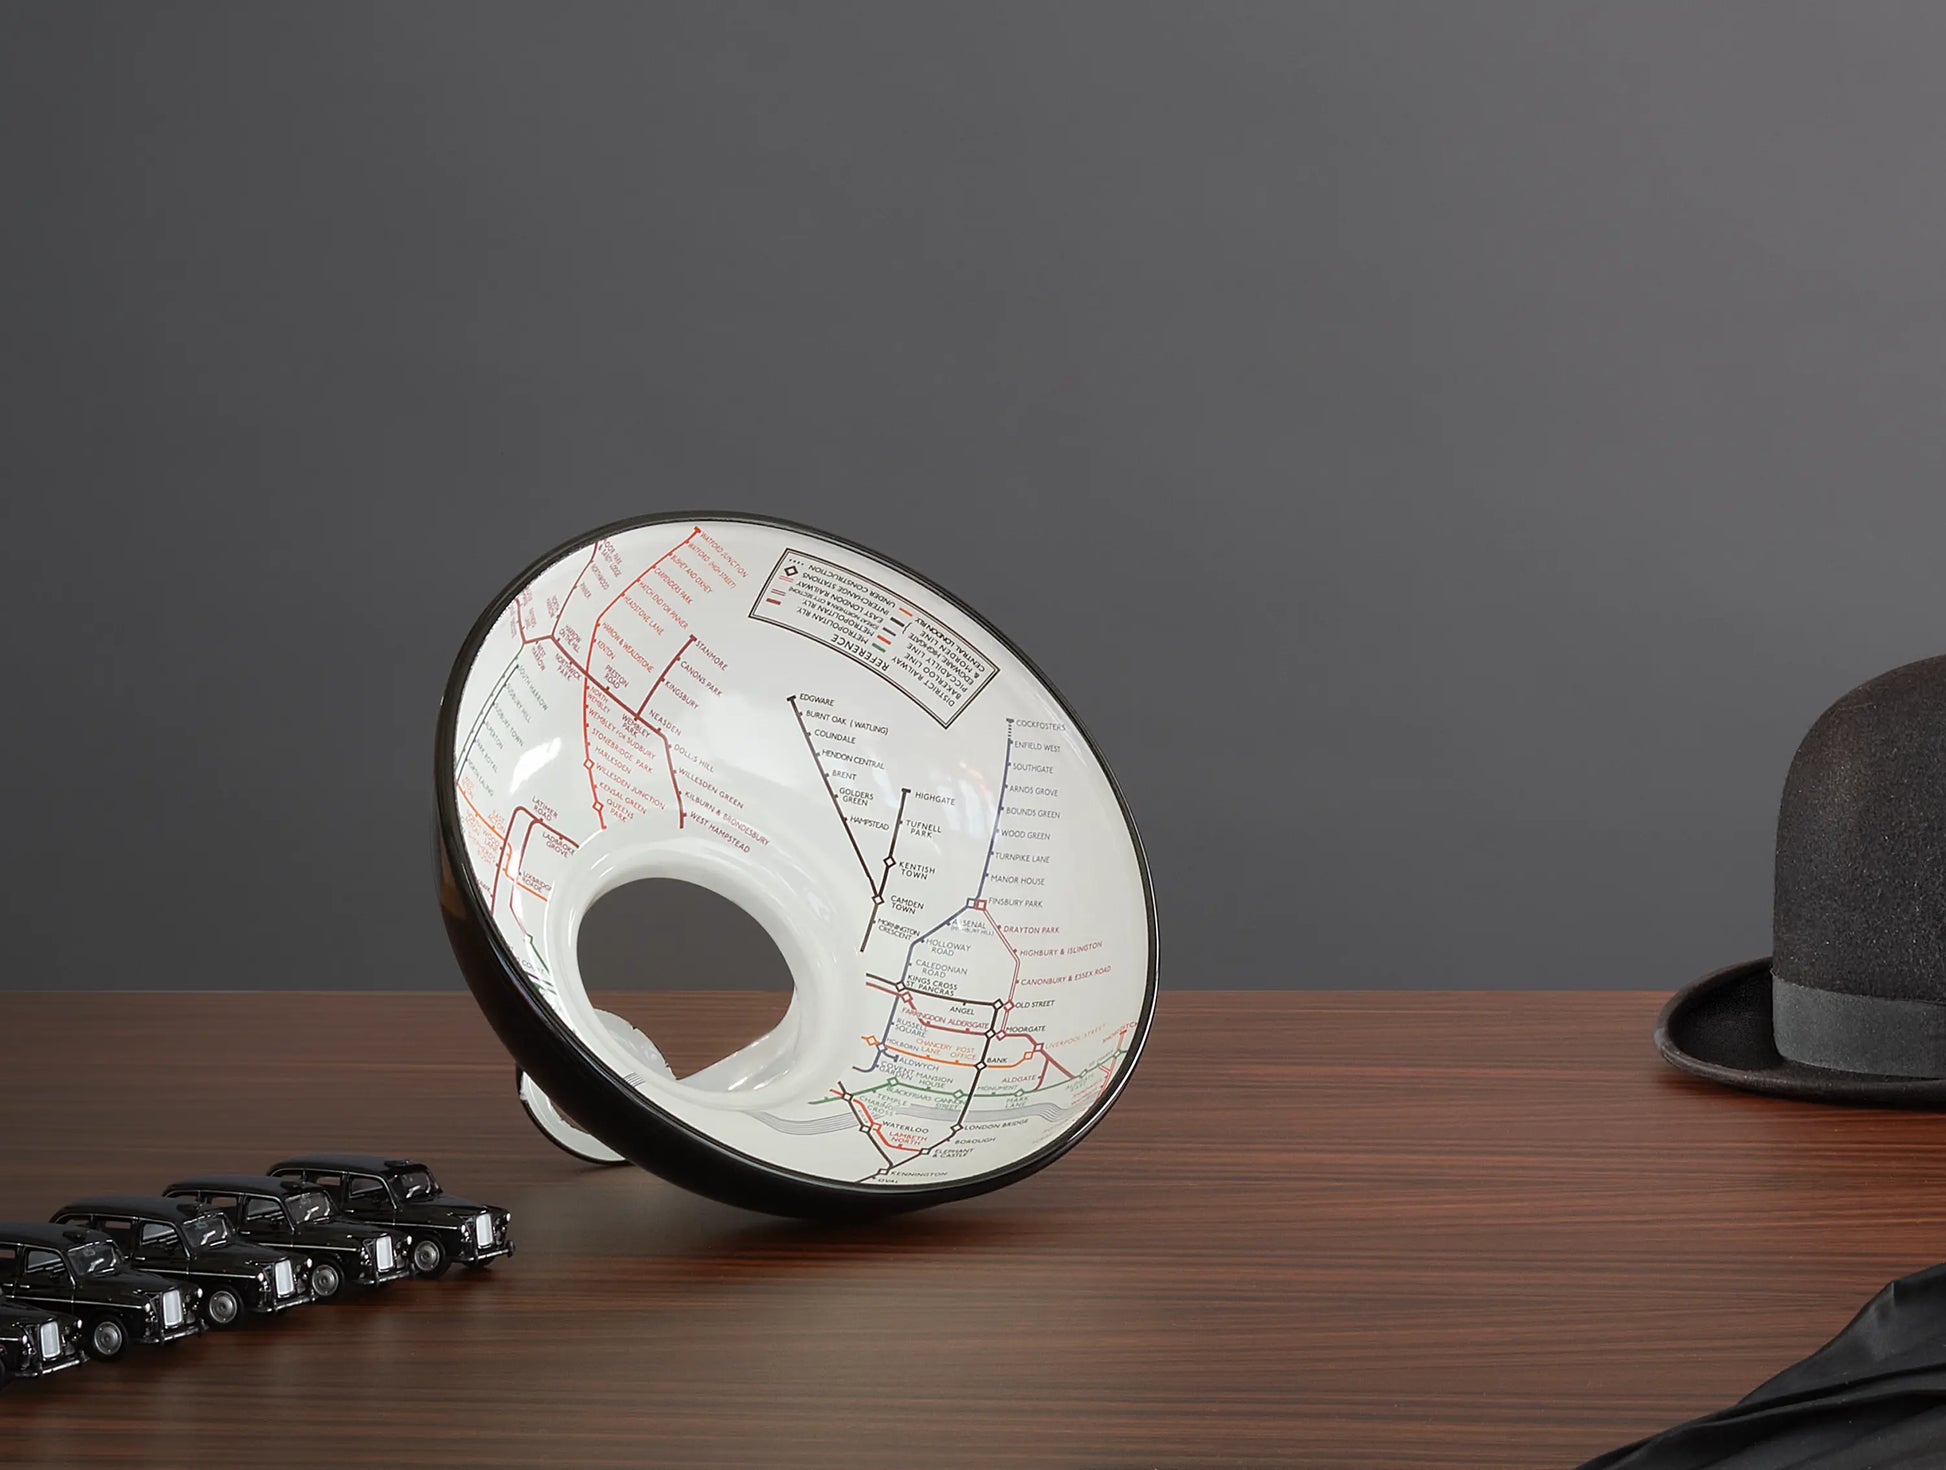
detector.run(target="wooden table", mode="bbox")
[1,991,1938,1468]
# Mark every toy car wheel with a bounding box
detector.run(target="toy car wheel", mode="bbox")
[410,1237,450,1279]
[203,1288,242,1328]
[0,1359,10,1392]
[309,1262,344,1300]
[84,1315,128,1361]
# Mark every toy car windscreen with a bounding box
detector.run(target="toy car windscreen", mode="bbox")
[437,515,1155,1215]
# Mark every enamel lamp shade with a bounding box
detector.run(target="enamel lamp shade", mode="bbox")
[435,515,1156,1219]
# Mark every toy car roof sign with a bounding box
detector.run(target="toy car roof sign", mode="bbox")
[435,514,1157,1219]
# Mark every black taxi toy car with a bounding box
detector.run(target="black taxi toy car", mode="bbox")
[0,1223,201,1360]
[162,1176,408,1298]
[51,1196,312,1328]
[268,1154,513,1278]
[0,1299,84,1389]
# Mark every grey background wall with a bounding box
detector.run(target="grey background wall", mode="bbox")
[4,3,1942,994]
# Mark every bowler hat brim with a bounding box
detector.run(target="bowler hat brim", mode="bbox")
[1658,959,1946,1104]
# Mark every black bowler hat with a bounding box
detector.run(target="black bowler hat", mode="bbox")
[1657,654,1946,1102]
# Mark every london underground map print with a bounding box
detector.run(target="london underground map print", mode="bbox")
[446,518,1153,1190]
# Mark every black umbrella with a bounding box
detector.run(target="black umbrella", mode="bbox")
[1582,1261,1946,1469]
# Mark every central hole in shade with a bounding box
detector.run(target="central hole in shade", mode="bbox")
[575,877,794,1080]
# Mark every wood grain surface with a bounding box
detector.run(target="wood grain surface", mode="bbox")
[1,990,1940,1469]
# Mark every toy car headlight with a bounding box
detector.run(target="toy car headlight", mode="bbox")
[437,516,1156,1222]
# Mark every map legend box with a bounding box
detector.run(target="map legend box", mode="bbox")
[749,549,998,726]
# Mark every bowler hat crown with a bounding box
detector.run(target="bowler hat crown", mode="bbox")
[1768,655,1946,1074]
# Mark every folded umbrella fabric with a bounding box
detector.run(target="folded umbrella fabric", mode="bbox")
[1581,1263,1946,1469]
